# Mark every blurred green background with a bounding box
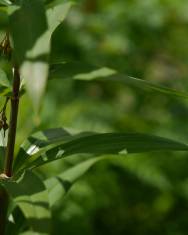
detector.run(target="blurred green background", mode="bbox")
[6,0,188,234]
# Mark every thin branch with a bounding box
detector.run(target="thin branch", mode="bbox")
[4,65,20,177]
[0,186,9,235]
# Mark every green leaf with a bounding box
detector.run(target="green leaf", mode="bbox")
[13,128,71,174]
[46,155,170,207]
[8,0,48,111]
[9,0,47,64]
[0,61,12,96]
[0,0,11,6]
[0,8,8,28]
[14,129,188,175]
[0,64,12,96]
[5,221,17,235]
[47,1,73,33]
[45,156,106,206]
[5,207,27,235]
[20,231,48,235]
[49,62,188,99]
[8,207,27,235]
[3,171,51,234]
[9,0,73,111]
[46,155,172,207]
[113,156,172,191]
[20,61,49,111]
[0,68,11,87]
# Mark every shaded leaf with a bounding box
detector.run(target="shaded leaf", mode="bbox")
[9,0,47,64]
[9,0,73,111]
[14,129,188,174]
[25,1,73,110]
[0,8,8,28]
[5,207,27,235]
[0,68,11,87]
[112,156,172,192]
[8,207,27,235]
[45,156,106,206]
[3,171,51,234]
[13,128,71,174]
[8,0,48,111]
[49,62,188,99]
[0,61,12,96]
[5,221,17,235]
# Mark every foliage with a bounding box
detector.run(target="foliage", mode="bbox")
[0,0,188,234]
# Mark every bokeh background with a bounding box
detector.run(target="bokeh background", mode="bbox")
[3,0,188,234]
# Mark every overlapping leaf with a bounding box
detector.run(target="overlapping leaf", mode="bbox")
[13,128,72,174]
[45,156,106,206]
[3,171,51,234]
[14,128,188,175]
[8,0,73,110]
[44,154,171,207]
[49,62,188,99]
[0,68,11,96]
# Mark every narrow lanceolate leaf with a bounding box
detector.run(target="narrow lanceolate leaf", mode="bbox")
[9,0,48,64]
[45,157,107,206]
[45,155,173,207]
[3,171,51,234]
[13,128,72,174]
[14,128,188,175]
[49,62,188,99]
[9,1,73,111]
[8,0,48,111]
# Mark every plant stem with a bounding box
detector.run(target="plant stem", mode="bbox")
[4,65,20,177]
[0,187,9,235]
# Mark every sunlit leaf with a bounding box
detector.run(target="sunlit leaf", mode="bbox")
[8,0,47,111]
[13,128,71,174]
[0,0,11,6]
[9,0,73,111]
